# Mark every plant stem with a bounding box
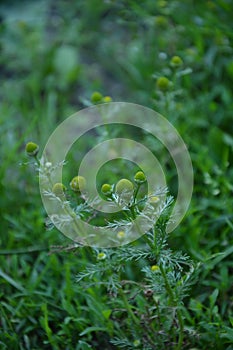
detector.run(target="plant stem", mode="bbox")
[129,205,136,219]
[133,183,141,204]
[143,232,154,250]
[35,155,40,167]
[159,264,184,350]
[176,308,184,350]
[159,264,174,304]
[118,288,140,326]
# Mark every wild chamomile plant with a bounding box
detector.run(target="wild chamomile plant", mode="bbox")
[153,55,192,120]
[25,141,197,349]
[75,174,197,349]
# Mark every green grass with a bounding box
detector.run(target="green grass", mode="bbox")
[0,0,233,349]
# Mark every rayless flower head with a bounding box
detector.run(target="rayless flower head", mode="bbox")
[115,178,134,204]
[117,231,125,240]
[170,55,183,68]
[91,91,103,104]
[52,183,66,198]
[151,265,160,272]
[133,339,141,347]
[156,76,170,92]
[101,183,112,196]
[102,96,112,103]
[148,194,160,206]
[70,176,86,192]
[115,179,134,195]
[134,171,146,184]
[97,252,107,261]
[25,142,39,157]
[154,15,168,28]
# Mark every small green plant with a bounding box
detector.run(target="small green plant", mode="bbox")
[33,149,198,349]
[74,175,197,349]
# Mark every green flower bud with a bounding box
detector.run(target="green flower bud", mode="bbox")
[154,15,168,28]
[148,194,160,205]
[25,142,39,156]
[133,339,141,347]
[170,55,183,68]
[97,252,106,261]
[156,77,170,92]
[52,183,66,197]
[91,91,103,103]
[134,171,146,184]
[117,231,125,240]
[102,96,112,103]
[115,179,134,195]
[70,176,86,192]
[101,183,112,196]
[151,265,160,272]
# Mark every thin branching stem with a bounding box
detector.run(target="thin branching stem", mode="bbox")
[159,264,184,349]
[118,288,140,326]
